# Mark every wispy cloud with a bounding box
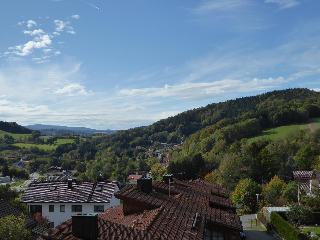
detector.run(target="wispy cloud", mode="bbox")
[193,0,249,14]
[54,19,76,35]
[264,0,300,9]
[79,0,101,11]
[55,83,89,96]
[120,77,286,100]
[71,14,80,20]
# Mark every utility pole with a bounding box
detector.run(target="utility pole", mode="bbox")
[298,183,300,205]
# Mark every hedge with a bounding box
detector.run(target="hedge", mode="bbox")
[270,212,300,240]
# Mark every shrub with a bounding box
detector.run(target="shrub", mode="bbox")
[287,205,313,226]
[270,212,300,240]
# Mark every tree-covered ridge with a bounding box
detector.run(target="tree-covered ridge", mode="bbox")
[99,88,320,147]
[95,88,319,155]
[167,89,320,190]
[83,88,320,182]
[0,121,32,134]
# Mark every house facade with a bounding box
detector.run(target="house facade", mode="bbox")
[21,180,120,227]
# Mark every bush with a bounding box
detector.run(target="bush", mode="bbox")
[0,215,32,240]
[287,205,313,226]
[270,212,300,240]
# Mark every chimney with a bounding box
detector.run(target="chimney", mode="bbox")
[163,174,173,184]
[137,177,152,194]
[68,179,73,189]
[72,215,98,240]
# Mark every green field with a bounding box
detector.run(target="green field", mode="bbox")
[0,130,31,142]
[13,143,56,151]
[12,138,75,152]
[55,138,75,145]
[249,118,320,143]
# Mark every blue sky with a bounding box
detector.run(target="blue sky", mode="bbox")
[0,0,319,129]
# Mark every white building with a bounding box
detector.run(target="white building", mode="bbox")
[21,179,120,227]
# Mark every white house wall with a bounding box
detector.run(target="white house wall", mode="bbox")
[28,198,120,227]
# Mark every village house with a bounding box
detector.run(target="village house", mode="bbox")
[127,173,143,184]
[21,179,120,227]
[44,175,242,240]
[293,170,320,195]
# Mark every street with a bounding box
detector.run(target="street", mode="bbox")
[241,215,278,240]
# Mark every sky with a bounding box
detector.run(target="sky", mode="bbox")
[0,0,320,130]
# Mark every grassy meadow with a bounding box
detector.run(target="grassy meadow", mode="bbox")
[248,118,320,142]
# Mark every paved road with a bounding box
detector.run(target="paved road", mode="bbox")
[241,215,278,240]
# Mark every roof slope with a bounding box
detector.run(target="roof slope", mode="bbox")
[47,179,241,240]
[21,181,118,203]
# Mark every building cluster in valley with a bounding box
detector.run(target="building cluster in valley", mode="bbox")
[0,173,243,240]
[145,142,181,166]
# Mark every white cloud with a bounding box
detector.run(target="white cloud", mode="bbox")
[120,77,287,100]
[4,17,78,62]
[264,0,300,9]
[54,19,75,34]
[55,83,89,96]
[71,14,80,20]
[54,20,66,32]
[23,29,45,36]
[26,20,37,28]
[193,0,248,14]
[312,88,320,92]
[14,34,52,56]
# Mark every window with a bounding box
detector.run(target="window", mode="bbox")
[94,205,104,212]
[30,205,42,214]
[60,205,65,212]
[71,205,82,212]
[49,205,54,213]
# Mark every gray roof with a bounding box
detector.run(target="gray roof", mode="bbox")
[21,181,118,203]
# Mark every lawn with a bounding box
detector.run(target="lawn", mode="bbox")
[248,118,320,143]
[302,226,320,236]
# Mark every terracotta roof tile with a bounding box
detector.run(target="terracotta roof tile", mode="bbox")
[48,179,241,240]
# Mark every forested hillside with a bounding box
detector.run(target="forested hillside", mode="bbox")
[80,88,320,183]
[0,121,32,134]
[3,89,319,188]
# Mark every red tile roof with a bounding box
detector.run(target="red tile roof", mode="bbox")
[127,175,143,181]
[47,179,241,240]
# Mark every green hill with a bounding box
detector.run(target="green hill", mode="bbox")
[81,88,320,183]
[0,121,32,134]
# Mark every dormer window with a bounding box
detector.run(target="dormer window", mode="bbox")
[96,184,103,192]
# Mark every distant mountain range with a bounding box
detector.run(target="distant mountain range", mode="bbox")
[26,124,116,136]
